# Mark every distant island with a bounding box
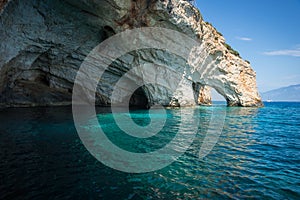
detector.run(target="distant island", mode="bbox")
[262,84,300,102]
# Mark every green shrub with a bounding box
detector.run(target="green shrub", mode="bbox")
[225,43,240,57]
[216,31,223,37]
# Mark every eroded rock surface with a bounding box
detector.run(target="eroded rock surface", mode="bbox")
[196,84,212,106]
[0,0,263,107]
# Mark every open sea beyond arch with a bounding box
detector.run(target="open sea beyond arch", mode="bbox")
[0,102,299,199]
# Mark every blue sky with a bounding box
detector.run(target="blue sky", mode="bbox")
[195,0,300,93]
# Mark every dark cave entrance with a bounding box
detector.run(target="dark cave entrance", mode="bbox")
[129,87,149,109]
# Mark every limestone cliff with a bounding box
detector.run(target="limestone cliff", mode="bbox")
[197,85,212,106]
[0,0,263,107]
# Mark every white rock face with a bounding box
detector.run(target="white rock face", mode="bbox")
[196,85,212,106]
[0,0,263,107]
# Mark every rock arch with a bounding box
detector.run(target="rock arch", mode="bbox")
[0,0,262,107]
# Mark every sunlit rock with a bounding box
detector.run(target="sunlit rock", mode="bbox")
[0,0,263,107]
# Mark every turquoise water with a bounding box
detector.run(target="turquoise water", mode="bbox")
[0,102,299,199]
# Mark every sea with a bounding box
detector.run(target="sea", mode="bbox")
[0,102,299,199]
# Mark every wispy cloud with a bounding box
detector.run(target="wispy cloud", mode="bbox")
[236,37,252,41]
[264,47,300,57]
[282,74,300,81]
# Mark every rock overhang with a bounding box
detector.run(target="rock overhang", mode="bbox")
[0,0,263,107]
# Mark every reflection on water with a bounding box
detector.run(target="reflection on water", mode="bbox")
[0,102,299,199]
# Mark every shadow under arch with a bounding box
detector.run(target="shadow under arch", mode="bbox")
[129,86,149,109]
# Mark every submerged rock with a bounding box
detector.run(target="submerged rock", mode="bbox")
[0,0,263,107]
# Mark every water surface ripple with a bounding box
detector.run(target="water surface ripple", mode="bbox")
[0,102,299,199]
